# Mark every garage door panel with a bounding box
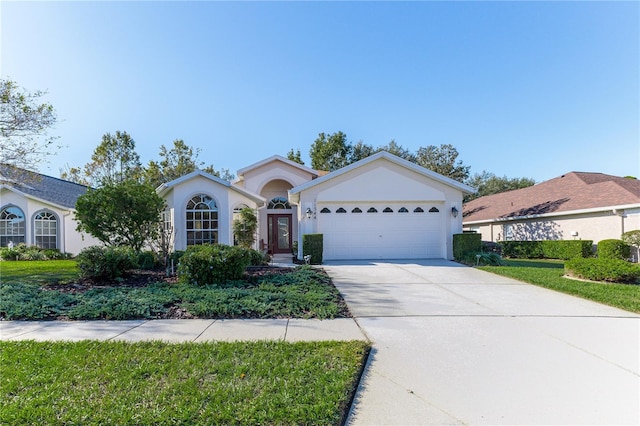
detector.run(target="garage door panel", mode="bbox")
[318,203,444,260]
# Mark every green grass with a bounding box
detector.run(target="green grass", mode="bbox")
[480,259,640,313]
[0,263,348,320]
[1,340,369,425]
[0,260,79,284]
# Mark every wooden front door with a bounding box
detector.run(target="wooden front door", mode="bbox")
[267,214,292,254]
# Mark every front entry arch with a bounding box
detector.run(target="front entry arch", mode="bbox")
[267,214,292,254]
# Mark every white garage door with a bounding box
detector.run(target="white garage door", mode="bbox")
[318,203,444,260]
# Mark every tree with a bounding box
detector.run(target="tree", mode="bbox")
[233,207,258,248]
[62,131,142,187]
[75,180,165,251]
[376,140,416,162]
[0,78,58,170]
[465,171,536,201]
[621,230,640,263]
[415,144,471,182]
[286,148,305,165]
[142,139,233,188]
[350,141,375,163]
[309,131,352,171]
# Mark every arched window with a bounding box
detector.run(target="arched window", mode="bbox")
[336,207,347,213]
[320,207,331,214]
[383,207,393,213]
[0,206,25,246]
[413,207,424,213]
[186,194,218,246]
[429,207,440,213]
[398,207,409,213]
[351,207,362,213]
[267,197,291,209]
[367,207,378,213]
[34,211,58,249]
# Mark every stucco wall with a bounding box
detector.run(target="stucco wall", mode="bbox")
[0,189,100,255]
[464,208,640,246]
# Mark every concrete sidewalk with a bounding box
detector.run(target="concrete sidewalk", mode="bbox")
[0,318,368,343]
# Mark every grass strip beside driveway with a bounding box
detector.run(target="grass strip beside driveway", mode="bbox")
[1,340,369,425]
[480,259,640,314]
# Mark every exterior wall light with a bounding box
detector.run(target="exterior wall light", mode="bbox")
[451,206,459,218]
[305,207,313,219]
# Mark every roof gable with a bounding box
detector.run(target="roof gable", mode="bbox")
[463,172,640,222]
[290,151,475,195]
[236,155,319,178]
[0,164,90,209]
[157,169,265,204]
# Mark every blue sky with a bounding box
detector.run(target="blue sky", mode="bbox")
[2,1,638,183]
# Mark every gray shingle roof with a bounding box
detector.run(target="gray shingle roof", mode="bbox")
[0,164,90,209]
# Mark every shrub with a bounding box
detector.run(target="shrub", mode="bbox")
[0,244,69,261]
[248,249,269,266]
[565,258,640,283]
[453,233,481,261]
[178,244,252,285]
[500,240,593,259]
[598,239,631,260]
[540,240,593,260]
[302,234,323,265]
[134,250,158,270]
[76,246,136,281]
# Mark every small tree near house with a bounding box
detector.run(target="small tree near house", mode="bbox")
[233,208,258,249]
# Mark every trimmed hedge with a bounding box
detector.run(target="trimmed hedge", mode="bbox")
[500,240,593,260]
[565,258,640,283]
[453,233,481,261]
[76,246,137,281]
[303,234,323,265]
[597,239,631,260]
[178,244,252,285]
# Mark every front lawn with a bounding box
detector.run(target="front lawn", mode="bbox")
[0,340,369,425]
[480,259,640,313]
[0,262,349,320]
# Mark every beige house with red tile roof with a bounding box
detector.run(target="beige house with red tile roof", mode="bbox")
[462,172,640,248]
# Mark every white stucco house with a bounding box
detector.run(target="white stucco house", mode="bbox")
[0,165,100,255]
[159,151,474,261]
[1,152,475,261]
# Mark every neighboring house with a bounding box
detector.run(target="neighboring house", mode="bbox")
[162,152,474,261]
[0,164,100,254]
[462,172,640,246]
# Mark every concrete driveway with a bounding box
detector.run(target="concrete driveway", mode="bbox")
[323,259,640,425]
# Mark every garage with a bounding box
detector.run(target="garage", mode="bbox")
[318,202,444,260]
[288,152,475,261]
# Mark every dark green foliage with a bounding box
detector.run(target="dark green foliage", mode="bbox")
[597,239,631,260]
[178,244,252,285]
[453,233,481,261]
[0,265,347,320]
[75,179,165,251]
[303,234,323,265]
[0,244,69,261]
[248,249,269,266]
[500,240,593,259]
[76,246,136,281]
[565,258,640,283]
[134,250,159,270]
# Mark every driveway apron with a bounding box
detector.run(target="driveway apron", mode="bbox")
[323,259,640,425]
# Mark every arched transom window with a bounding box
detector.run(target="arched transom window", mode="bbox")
[34,211,58,249]
[0,206,25,247]
[186,194,218,246]
[267,197,291,209]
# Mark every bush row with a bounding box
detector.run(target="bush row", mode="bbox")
[76,246,160,281]
[597,239,631,260]
[500,240,593,259]
[0,244,71,261]
[565,258,640,283]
